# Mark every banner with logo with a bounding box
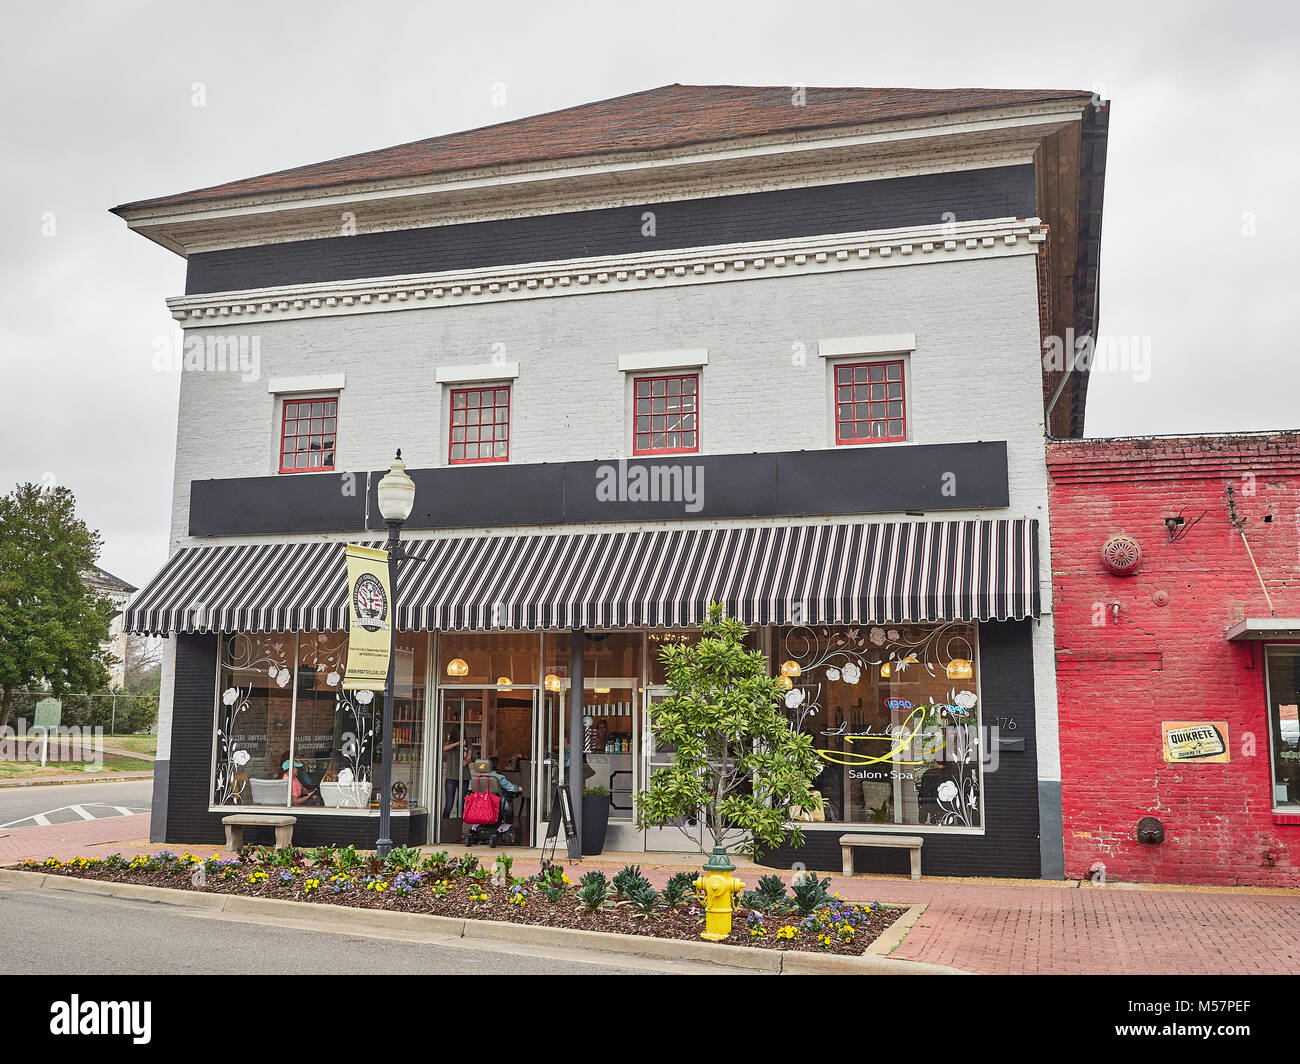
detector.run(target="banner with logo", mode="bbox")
[1161,721,1230,763]
[343,544,391,691]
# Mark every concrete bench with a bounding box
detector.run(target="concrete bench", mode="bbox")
[222,814,296,851]
[840,833,923,880]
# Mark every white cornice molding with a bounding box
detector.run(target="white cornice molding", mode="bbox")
[119,101,1084,256]
[121,102,1083,228]
[166,216,1047,327]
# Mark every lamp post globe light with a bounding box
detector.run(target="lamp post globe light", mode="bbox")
[375,450,416,858]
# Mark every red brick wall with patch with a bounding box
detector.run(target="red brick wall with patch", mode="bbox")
[1048,433,1300,886]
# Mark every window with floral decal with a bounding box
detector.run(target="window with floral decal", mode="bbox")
[214,632,428,811]
[772,622,983,828]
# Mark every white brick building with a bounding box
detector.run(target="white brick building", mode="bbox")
[119,85,1107,877]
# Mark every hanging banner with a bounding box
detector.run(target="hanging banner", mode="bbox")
[1162,721,1230,763]
[343,544,391,691]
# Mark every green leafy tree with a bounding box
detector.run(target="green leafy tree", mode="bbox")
[0,483,114,729]
[634,603,822,860]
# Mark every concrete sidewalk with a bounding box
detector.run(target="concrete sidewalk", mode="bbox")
[5,818,1300,974]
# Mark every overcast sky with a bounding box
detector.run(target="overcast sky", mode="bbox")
[2,0,1297,588]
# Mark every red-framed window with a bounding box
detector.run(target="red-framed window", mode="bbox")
[449,385,510,464]
[633,374,699,455]
[835,360,906,444]
[279,396,337,473]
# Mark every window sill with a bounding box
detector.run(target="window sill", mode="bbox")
[1271,811,1300,826]
[209,806,419,817]
[785,821,985,836]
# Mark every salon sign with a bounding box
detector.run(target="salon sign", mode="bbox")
[342,544,391,691]
[1161,721,1230,763]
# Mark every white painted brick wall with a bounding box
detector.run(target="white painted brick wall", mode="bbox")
[164,251,1060,781]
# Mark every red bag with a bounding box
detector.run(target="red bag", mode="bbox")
[462,790,500,826]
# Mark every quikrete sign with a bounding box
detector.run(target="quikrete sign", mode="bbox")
[1162,721,1230,763]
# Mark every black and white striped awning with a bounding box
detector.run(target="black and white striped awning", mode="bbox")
[124,519,1039,636]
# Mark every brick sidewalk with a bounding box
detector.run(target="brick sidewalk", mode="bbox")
[5,818,1299,974]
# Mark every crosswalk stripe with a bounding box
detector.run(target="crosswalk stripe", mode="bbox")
[113,806,133,816]
[68,805,95,821]
[31,814,50,826]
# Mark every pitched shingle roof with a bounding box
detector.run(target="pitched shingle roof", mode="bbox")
[114,83,1091,213]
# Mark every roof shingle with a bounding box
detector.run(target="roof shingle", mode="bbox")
[114,83,1091,213]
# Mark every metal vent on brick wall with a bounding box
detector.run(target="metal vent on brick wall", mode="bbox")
[1101,533,1142,576]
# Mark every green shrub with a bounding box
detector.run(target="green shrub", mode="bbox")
[384,845,421,873]
[661,871,696,908]
[612,864,649,899]
[626,882,660,917]
[335,845,362,871]
[791,873,832,915]
[577,873,610,912]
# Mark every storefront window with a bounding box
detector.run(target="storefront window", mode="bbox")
[214,632,427,812]
[773,622,983,828]
[440,631,541,687]
[1266,646,1300,807]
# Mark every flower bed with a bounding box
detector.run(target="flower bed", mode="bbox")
[20,847,901,955]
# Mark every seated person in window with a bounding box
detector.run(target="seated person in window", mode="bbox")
[279,751,320,806]
[470,758,521,812]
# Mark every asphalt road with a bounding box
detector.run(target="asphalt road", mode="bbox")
[0,779,152,828]
[0,886,740,975]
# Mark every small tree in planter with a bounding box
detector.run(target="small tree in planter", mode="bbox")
[634,604,822,863]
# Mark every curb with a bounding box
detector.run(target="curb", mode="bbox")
[0,867,965,974]
[867,903,926,956]
[0,773,154,789]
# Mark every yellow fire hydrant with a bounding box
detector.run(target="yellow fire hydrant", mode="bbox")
[694,846,745,941]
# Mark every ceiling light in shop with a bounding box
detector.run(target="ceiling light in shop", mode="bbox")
[946,658,974,680]
[446,658,469,677]
[781,660,801,678]
[777,675,794,690]
[544,673,562,692]
[497,676,512,687]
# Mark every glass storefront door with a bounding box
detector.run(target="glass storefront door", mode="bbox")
[435,686,538,845]
[639,686,704,852]
[542,678,641,849]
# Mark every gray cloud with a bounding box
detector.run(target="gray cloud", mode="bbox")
[2,0,1298,584]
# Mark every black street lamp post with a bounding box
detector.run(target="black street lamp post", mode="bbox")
[374,450,416,859]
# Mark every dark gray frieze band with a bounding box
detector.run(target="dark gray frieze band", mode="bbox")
[188,441,1011,538]
[125,517,1040,636]
[185,165,1036,295]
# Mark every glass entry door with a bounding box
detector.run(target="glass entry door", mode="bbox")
[436,687,537,845]
[640,687,703,852]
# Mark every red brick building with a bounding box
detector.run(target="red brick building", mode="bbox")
[1048,432,1300,886]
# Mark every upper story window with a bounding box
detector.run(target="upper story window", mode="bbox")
[279,397,337,473]
[835,360,906,444]
[634,374,698,455]
[450,385,510,464]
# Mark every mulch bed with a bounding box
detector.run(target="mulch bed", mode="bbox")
[19,851,902,956]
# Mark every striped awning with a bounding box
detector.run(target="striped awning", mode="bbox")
[125,519,1039,636]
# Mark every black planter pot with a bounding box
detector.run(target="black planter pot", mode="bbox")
[581,794,610,856]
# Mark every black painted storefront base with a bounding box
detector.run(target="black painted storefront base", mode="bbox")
[169,811,429,850]
[165,622,1044,874]
[760,619,1043,879]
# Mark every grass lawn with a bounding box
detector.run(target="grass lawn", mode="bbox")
[103,735,157,757]
[0,751,154,780]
